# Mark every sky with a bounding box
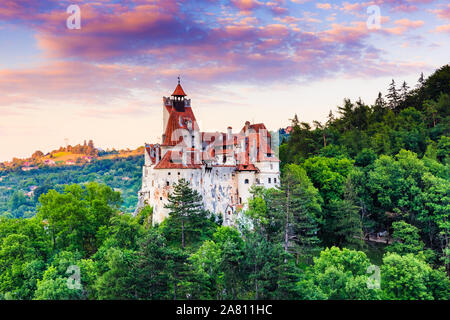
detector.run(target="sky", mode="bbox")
[0,0,449,162]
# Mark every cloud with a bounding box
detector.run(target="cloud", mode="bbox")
[429,4,450,20]
[230,0,262,14]
[0,0,435,107]
[394,18,424,28]
[316,3,332,10]
[435,24,450,33]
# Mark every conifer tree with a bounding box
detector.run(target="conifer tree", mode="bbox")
[313,121,327,148]
[269,164,322,263]
[164,179,204,249]
[386,79,399,109]
[417,72,425,88]
[375,92,386,109]
[401,81,410,101]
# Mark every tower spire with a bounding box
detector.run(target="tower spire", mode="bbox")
[172,76,187,97]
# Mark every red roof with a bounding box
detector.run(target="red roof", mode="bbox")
[154,150,202,170]
[236,163,259,172]
[172,84,187,96]
[162,106,199,146]
[145,144,161,164]
[239,122,278,162]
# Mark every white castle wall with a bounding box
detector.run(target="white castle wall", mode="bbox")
[255,161,280,188]
[140,161,273,225]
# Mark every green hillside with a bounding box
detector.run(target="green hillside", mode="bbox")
[0,156,143,218]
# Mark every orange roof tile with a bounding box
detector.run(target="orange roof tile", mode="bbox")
[236,163,259,172]
[154,150,202,170]
[172,84,187,96]
[162,107,199,146]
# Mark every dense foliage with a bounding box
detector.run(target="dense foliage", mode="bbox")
[0,156,143,218]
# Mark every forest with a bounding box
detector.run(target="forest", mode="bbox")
[0,65,448,300]
[0,155,143,218]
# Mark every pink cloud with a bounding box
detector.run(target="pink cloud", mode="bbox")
[316,3,332,10]
[435,24,450,33]
[230,0,262,12]
[429,4,450,20]
[394,18,424,28]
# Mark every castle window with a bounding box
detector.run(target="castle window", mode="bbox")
[270,164,273,170]
[160,197,162,200]
[244,179,249,184]
[168,172,171,175]
[274,178,277,183]
[178,172,181,175]
[239,197,242,204]
[166,181,170,186]
[256,178,260,184]
[268,178,272,184]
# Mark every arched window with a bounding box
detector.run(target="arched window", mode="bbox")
[244,179,249,184]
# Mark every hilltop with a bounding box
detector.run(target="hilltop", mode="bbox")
[0,140,144,172]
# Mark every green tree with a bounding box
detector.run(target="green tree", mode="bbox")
[37,183,122,256]
[164,179,208,249]
[95,247,135,300]
[324,199,364,249]
[268,164,322,263]
[381,253,433,300]
[300,247,380,300]
[386,221,425,255]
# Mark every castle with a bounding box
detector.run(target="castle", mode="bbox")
[135,81,280,225]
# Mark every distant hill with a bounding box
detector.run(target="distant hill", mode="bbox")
[0,141,144,172]
[0,144,145,218]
